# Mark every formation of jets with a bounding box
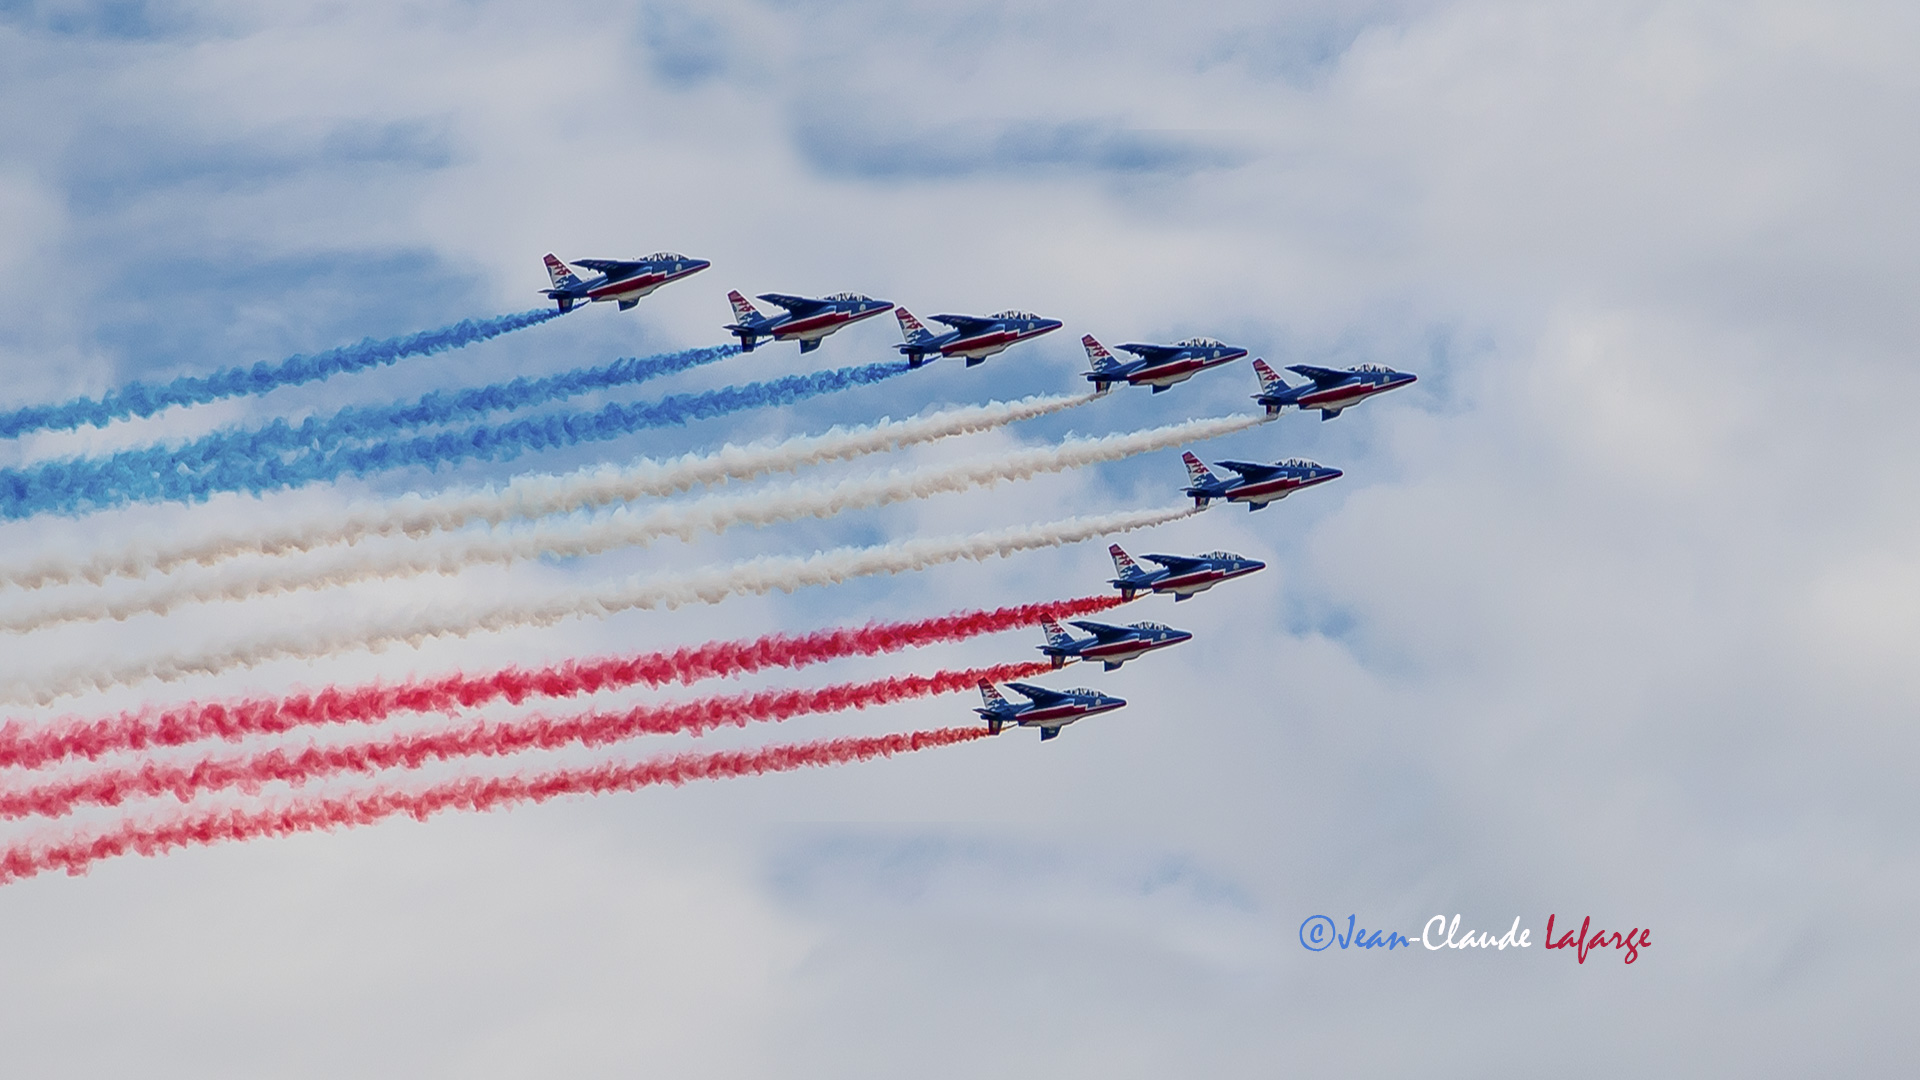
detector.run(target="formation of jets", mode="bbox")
[533,250,1418,743]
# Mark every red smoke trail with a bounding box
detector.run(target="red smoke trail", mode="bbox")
[0,596,1124,771]
[0,727,991,885]
[0,661,1053,820]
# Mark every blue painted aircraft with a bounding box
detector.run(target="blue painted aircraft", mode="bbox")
[1183,451,1342,511]
[1038,616,1192,671]
[1107,544,1265,602]
[892,308,1063,367]
[1082,334,1248,393]
[541,253,710,313]
[723,290,894,353]
[1252,358,1417,420]
[976,680,1127,741]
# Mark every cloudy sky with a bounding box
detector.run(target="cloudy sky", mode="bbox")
[1,0,1916,1075]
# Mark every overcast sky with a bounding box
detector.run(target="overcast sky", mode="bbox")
[1,1,1916,1075]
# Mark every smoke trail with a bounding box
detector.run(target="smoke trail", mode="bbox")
[0,727,991,884]
[0,346,735,519]
[0,308,564,440]
[4,414,1261,631]
[2,393,1097,589]
[0,597,1120,771]
[5,505,1195,702]
[0,662,1048,820]
[0,360,914,519]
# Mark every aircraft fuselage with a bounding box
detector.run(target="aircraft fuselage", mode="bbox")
[1126,350,1247,388]
[583,264,707,304]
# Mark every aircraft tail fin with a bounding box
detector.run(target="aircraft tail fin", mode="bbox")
[1252,358,1286,394]
[1040,616,1074,650]
[543,254,583,291]
[1082,335,1123,373]
[1182,451,1220,488]
[726,290,763,326]
[895,307,936,345]
[1109,543,1146,581]
[978,679,1010,711]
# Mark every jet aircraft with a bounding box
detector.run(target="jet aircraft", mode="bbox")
[892,308,1062,367]
[724,290,894,353]
[1107,544,1266,601]
[1252,358,1417,419]
[1183,451,1342,511]
[541,253,710,313]
[976,680,1127,741]
[1038,616,1192,671]
[1082,335,1248,393]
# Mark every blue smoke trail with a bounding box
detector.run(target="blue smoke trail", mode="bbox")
[0,360,913,518]
[6,344,735,514]
[0,308,566,440]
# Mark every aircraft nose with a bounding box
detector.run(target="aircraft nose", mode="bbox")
[1321,467,1343,480]
[689,259,712,272]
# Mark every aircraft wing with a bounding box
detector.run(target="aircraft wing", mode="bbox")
[1068,620,1132,640]
[1141,552,1206,572]
[758,293,828,315]
[929,314,998,335]
[1216,460,1284,481]
[1117,342,1183,361]
[1004,682,1071,705]
[572,259,648,275]
[1286,364,1357,387]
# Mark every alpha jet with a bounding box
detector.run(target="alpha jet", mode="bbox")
[1107,543,1265,602]
[1252,358,1417,420]
[1038,616,1192,671]
[976,680,1127,741]
[541,253,710,313]
[724,290,894,354]
[892,308,1062,367]
[1082,335,1248,393]
[1183,451,1341,511]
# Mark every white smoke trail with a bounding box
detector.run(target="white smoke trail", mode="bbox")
[0,414,1263,634]
[2,504,1199,703]
[0,392,1098,591]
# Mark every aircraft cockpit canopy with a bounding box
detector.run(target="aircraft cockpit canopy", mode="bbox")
[823,291,875,302]
[992,310,1042,320]
[1199,551,1246,561]
[1354,362,1393,373]
[643,252,688,262]
[1176,336,1226,348]
[1278,458,1325,469]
